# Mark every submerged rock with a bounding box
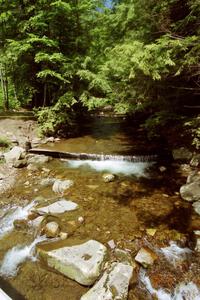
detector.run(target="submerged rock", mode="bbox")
[4,146,26,164]
[102,173,115,183]
[44,221,60,238]
[135,247,157,268]
[52,179,73,194]
[38,240,107,285]
[180,182,200,202]
[36,199,78,215]
[81,262,133,300]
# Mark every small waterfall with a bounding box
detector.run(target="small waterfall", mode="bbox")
[66,159,153,176]
[140,269,200,300]
[0,201,35,238]
[0,235,46,278]
[160,242,192,266]
[29,148,158,162]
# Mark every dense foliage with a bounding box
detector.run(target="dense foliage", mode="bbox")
[0,0,199,142]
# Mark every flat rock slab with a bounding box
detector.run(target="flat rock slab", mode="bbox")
[81,262,133,300]
[38,240,107,285]
[36,199,78,215]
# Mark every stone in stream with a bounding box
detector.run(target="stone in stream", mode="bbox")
[27,154,51,165]
[35,199,78,215]
[81,262,133,300]
[190,154,200,167]
[13,158,27,168]
[192,201,200,215]
[52,179,74,194]
[38,240,107,285]
[180,182,200,202]
[4,146,26,164]
[135,247,157,268]
[102,173,115,183]
[44,221,60,238]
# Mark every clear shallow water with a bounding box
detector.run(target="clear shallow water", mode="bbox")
[0,117,200,299]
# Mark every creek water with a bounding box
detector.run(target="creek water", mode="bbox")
[0,116,200,300]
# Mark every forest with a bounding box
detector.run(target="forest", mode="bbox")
[0,0,200,145]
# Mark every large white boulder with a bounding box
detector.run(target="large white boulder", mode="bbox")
[4,146,25,164]
[81,262,133,300]
[36,199,78,215]
[38,240,107,285]
[52,179,73,194]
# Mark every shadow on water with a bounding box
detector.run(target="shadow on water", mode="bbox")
[0,277,25,300]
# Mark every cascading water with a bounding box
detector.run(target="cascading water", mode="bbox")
[160,242,192,266]
[140,269,200,300]
[66,159,153,176]
[0,235,47,278]
[0,201,35,238]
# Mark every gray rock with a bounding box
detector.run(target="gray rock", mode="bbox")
[190,154,200,167]
[52,179,73,194]
[46,137,55,143]
[44,221,60,238]
[102,173,115,183]
[38,240,107,285]
[135,247,157,268]
[36,199,78,215]
[27,163,39,172]
[114,249,135,266]
[172,147,192,162]
[192,201,200,215]
[187,171,200,184]
[13,159,27,168]
[4,146,26,164]
[81,262,133,300]
[40,178,56,187]
[180,182,200,202]
[27,155,50,165]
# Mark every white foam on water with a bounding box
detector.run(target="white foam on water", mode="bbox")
[0,201,35,238]
[160,242,192,265]
[0,235,46,278]
[66,160,152,176]
[140,270,200,300]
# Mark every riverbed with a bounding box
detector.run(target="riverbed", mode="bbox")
[0,117,200,300]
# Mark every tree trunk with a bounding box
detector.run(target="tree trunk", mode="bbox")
[0,67,9,110]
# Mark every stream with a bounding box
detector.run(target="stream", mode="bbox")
[0,116,200,299]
